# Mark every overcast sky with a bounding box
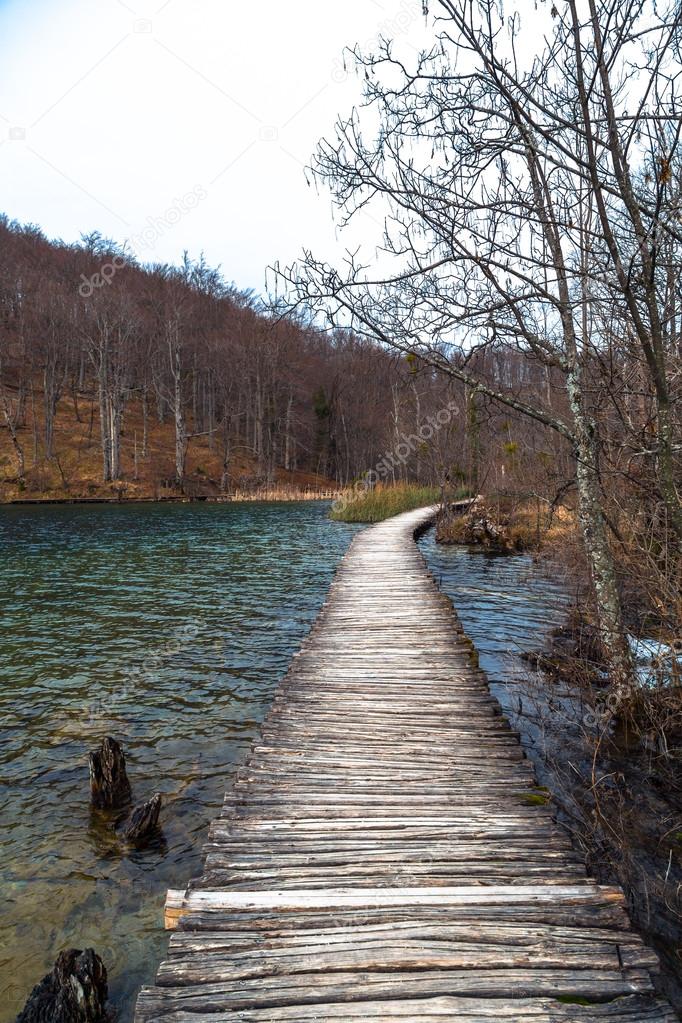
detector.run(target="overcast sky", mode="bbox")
[0,0,428,291]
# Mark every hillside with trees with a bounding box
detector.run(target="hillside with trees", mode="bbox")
[0,216,415,500]
[0,213,574,504]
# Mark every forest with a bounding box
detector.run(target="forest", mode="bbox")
[277,0,682,693]
[0,212,566,503]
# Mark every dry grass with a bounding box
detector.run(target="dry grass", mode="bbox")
[437,496,579,551]
[329,483,453,523]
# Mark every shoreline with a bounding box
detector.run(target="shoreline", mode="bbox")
[425,531,682,1013]
[0,490,341,507]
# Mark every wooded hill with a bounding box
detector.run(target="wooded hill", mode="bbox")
[0,214,570,503]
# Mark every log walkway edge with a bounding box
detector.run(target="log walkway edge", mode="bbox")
[134,506,676,1022]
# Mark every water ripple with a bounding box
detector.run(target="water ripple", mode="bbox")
[0,501,360,1022]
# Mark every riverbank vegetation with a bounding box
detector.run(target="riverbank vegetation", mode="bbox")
[329,483,447,522]
[515,616,682,1010]
[436,498,578,553]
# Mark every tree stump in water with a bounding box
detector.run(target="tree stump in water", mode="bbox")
[16,948,108,1023]
[88,737,131,810]
[120,792,162,846]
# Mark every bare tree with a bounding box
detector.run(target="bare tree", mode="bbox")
[275,0,682,689]
[0,371,26,479]
[82,291,135,482]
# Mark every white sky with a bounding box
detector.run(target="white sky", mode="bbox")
[0,0,429,291]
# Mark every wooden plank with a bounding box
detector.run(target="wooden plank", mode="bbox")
[134,994,679,1022]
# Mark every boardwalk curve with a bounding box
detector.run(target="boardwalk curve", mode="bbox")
[135,506,675,1022]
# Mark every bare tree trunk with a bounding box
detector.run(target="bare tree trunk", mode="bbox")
[191,353,198,431]
[110,390,123,480]
[341,411,351,486]
[141,385,149,458]
[30,383,39,466]
[174,373,187,482]
[167,324,187,482]
[654,398,682,539]
[97,378,112,482]
[44,365,59,460]
[88,400,95,446]
[1,405,25,477]
[567,366,634,692]
[87,320,128,484]
[255,374,264,469]
[284,392,293,471]
[72,374,82,423]
[466,385,481,494]
[207,376,215,452]
[0,377,26,478]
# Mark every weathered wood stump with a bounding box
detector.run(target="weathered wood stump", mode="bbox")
[120,792,162,846]
[88,737,131,810]
[17,948,108,1023]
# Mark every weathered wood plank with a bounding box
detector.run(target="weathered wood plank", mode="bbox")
[134,994,678,1022]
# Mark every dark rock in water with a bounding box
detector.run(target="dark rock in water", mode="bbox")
[89,736,132,809]
[16,948,108,1023]
[120,792,162,846]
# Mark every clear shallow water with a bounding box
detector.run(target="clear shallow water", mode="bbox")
[419,535,571,728]
[419,536,570,676]
[0,502,361,1022]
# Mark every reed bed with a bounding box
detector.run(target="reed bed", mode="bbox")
[330,483,460,523]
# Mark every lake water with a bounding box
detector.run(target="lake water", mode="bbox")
[0,504,569,1021]
[418,534,570,696]
[0,502,361,1021]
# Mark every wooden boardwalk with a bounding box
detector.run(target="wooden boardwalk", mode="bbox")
[135,507,675,1022]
